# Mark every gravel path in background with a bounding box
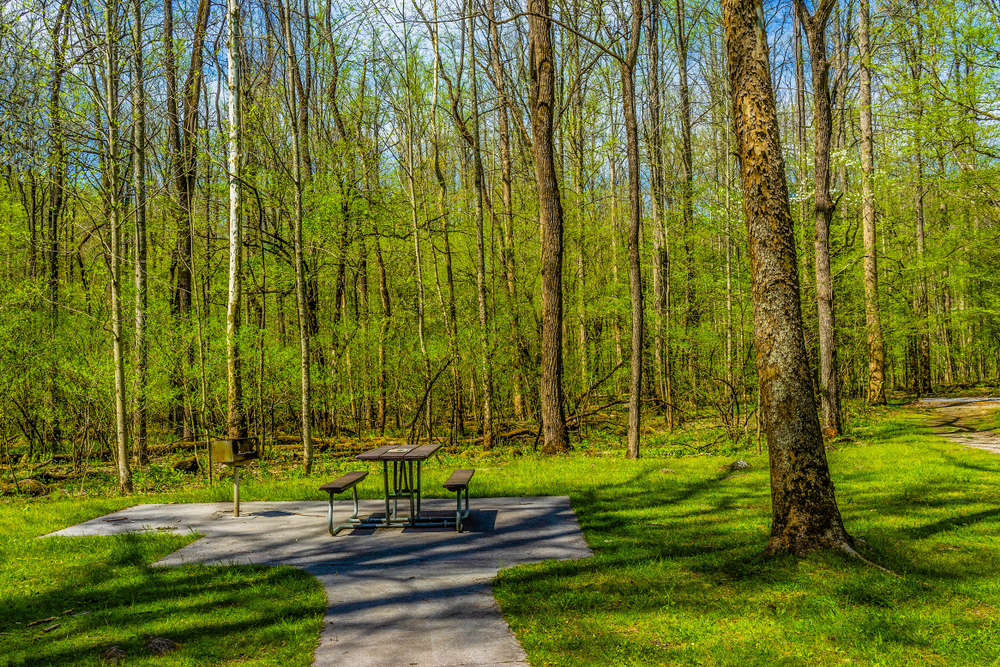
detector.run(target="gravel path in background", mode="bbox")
[919,397,1000,454]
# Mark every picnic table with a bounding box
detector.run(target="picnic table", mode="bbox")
[357,443,440,527]
[319,443,474,535]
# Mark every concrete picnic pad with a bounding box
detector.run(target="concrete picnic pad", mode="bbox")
[47,496,593,667]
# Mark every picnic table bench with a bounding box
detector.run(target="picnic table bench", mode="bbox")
[443,469,474,533]
[320,471,368,535]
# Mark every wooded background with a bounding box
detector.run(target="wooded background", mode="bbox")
[1,0,998,471]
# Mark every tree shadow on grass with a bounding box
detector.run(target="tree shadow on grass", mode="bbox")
[1,533,325,667]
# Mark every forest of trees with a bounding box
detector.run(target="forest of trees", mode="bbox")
[1,0,999,487]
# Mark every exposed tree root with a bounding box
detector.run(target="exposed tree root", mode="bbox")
[838,541,899,577]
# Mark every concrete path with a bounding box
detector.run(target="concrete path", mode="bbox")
[47,497,592,667]
[920,397,1000,455]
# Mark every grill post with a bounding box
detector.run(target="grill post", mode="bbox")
[234,466,240,517]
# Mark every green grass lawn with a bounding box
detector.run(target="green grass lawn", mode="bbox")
[0,498,325,667]
[3,402,999,666]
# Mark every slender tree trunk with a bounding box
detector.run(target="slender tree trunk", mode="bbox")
[47,0,70,448]
[403,31,431,441]
[793,8,811,285]
[428,0,463,445]
[648,0,673,426]
[567,0,588,392]
[796,0,842,436]
[374,235,391,434]
[529,0,568,454]
[487,0,526,420]
[282,0,313,472]
[676,0,697,388]
[469,9,494,447]
[132,0,149,464]
[913,148,931,394]
[168,0,210,440]
[622,0,643,459]
[226,0,247,440]
[859,0,885,405]
[106,0,132,494]
[609,151,624,374]
[907,2,931,394]
[722,0,853,555]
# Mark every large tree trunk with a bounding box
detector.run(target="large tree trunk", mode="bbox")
[529,0,568,454]
[132,0,149,464]
[106,0,132,494]
[858,0,885,405]
[226,0,247,440]
[722,0,853,555]
[795,0,842,436]
[282,0,313,472]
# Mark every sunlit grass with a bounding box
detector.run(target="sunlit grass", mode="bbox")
[0,499,324,667]
[493,404,1000,667]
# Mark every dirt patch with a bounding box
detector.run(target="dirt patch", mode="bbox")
[919,397,1000,455]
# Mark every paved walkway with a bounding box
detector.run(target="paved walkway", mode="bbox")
[47,497,592,667]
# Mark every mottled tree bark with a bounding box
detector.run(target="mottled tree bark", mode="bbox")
[529,0,568,454]
[722,0,853,555]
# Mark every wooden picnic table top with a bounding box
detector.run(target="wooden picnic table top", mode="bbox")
[355,443,442,461]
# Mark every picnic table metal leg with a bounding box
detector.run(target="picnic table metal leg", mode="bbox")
[416,462,422,517]
[407,461,415,525]
[327,492,335,535]
[382,462,391,525]
[392,460,399,520]
[329,486,363,535]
